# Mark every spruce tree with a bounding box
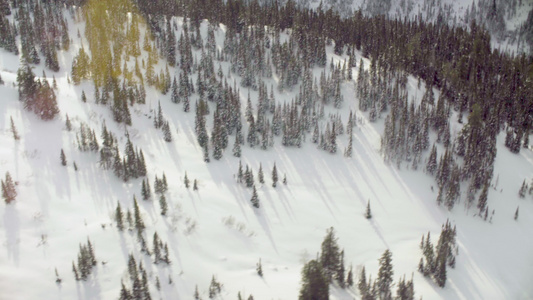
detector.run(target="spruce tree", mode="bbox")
[298,259,329,300]
[184,172,190,188]
[377,249,394,300]
[10,117,19,140]
[60,149,67,166]
[258,164,265,184]
[159,194,168,216]
[320,227,340,282]
[115,202,124,231]
[514,206,519,220]
[272,163,278,188]
[365,200,372,219]
[256,258,263,277]
[251,186,260,208]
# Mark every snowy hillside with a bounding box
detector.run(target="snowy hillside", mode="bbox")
[1,1,533,300]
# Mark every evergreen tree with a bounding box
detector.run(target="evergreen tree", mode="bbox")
[258,163,265,184]
[346,265,354,287]
[365,200,372,219]
[184,172,190,188]
[2,172,16,204]
[272,163,278,188]
[298,259,329,300]
[256,258,263,277]
[514,206,519,220]
[10,117,19,140]
[115,202,124,231]
[159,194,168,216]
[376,249,394,300]
[133,196,145,233]
[251,185,260,208]
[320,227,341,282]
[60,149,67,166]
[193,179,198,191]
[336,250,346,288]
[358,267,368,298]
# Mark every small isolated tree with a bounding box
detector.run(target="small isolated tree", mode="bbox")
[256,258,263,277]
[272,163,278,187]
[194,285,201,300]
[10,117,20,140]
[298,259,329,300]
[365,200,372,219]
[518,180,527,198]
[251,186,260,208]
[2,172,17,204]
[283,173,287,185]
[65,114,72,131]
[159,194,168,216]
[115,202,124,231]
[514,206,519,220]
[60,149,67,166]
[193,179,198,191]
[184,172,190,188]
[258,164,265,184]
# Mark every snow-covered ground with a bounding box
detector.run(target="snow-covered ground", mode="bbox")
[1,14,533,300]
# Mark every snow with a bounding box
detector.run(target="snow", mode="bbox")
[1,13,533,300]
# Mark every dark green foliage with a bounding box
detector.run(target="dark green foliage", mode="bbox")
[320,227,340,282]
[73,239,97,281]
[298,259,329,300]
[419,221,457,288]
[346,265,354,287]
[17,62,59,120]
[258,164,264,184]
[133,196,145,233]
[272,163,278,188]
[115,202,124,231]
[159,194,168,216]
[376,249,394,300]
[395,276,415,300]
[250,186,260,208]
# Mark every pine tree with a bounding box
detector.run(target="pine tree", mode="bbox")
[115,202,124,231]
[320,227,340,282]
[283,174,287,185]
[193,179,198,191]
[251,186,260,208]
[258,163,265,184]
[163,121,172,142]
[133,196,145,233]
[60,149,67,166]
[194,285,201,300]
[65,114,72,131]
[514,206,519,220]
[346,265,354,287]
[519,180,527,198]
[365,200,372,219]
[377,249,394,300]
[233,134,241,157]
[298,259,329,300]
[256,258,263,277]
[336,250,346,288]
[358,266,368,298]
[10,117,19,140]
[272,163,278,188]
[159,194,168,216]
[184,172,190,188]
[2,172,17,204]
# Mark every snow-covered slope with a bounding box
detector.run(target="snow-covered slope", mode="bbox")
[1,14,533,300]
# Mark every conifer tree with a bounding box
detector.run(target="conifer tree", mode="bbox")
[377,249,394,300]
[10,117,19,140]
[159,194,168,216]
[365,200,372,219]
[256,258,263,277]
[358,266,368,298]
[115,202,124,231]
[320,227,340,282]
[133,196,145,233]
[251,186,260,208]
[2,172,16,204]
[193,179,198,191]
[60,149,67,166]
[258,164,265,184]
[272,163,278,188]
[298,259,328,300]
[514,206,519,220]
[184,172,190,188]
[346,265,354,287]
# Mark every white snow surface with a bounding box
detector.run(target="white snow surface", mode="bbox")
[0,15,533,300]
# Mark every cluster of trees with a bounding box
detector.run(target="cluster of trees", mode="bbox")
[72,239,97,281]
[518,179,533,199]
[17,62,59,120]
[299,227,415,300]
[1,171,17,204]
[119,254,152,300]
[418,221,458,287]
